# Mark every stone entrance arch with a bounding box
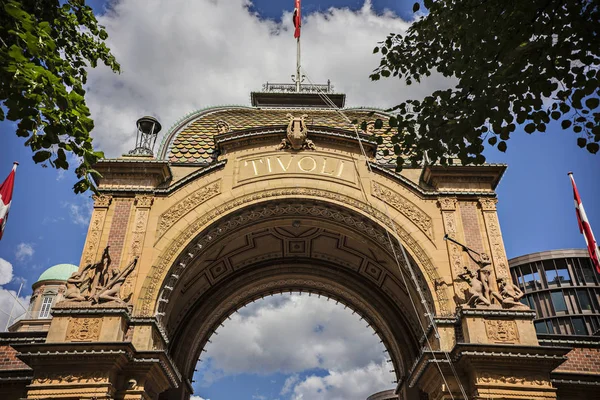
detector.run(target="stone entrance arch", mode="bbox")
[149,197,439,395]
[5,93,572,400]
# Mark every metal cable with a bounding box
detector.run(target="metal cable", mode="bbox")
[301,69,469,399]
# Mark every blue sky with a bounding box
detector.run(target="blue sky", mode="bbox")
[1,1,599,399]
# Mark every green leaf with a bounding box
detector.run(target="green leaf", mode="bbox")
[577,138,587,148]
[586,142,599,154]
[413,2,420,12]
[561,120,572,129]
[585,98,599,110]
[488,136,497,146]
[525,122,538,135]
[373,47,379,54]
[374,119,383,129]
[33,151,52,163]
[497,141,507,152]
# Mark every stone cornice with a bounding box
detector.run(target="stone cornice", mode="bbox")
[96,160,227,195]
[457,307,537,319]
[422,164,507,191]
[94,159,172,191]
[369,163,501,197]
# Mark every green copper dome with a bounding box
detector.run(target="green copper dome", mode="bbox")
[36,263,79,283]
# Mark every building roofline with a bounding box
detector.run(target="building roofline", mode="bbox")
[508,248,591,267]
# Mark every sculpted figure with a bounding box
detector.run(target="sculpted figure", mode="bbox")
[88,246,111,298]
[216,120,230,134]
[278,113,315,151]
[459,267,492,307]
[93,257,138,304]
[64,268,89,302]
[492,277,528,309]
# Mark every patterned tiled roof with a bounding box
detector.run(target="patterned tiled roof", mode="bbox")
[163,107,397,164]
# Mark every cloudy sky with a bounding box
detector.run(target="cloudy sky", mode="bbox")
[0,1,599,399]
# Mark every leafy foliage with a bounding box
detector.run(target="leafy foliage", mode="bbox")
[0,0,120,193]
[371,0,600,170]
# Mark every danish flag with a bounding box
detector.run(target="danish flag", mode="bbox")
[0,162,18,240]
[569,172,600,274]
[293,0,301,38]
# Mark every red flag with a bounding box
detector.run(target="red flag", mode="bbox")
[293,0,301,38]
[569,172,600,273]
[0,162,18,240]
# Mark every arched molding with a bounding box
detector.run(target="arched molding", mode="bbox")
[136,187,450,318]
[166,262,416,384]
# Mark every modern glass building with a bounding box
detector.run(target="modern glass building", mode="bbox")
[509,249,600,336]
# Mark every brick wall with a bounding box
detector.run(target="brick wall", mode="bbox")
[460,202,485,269]
[0,345,29,371]
[555,347,600,374]
[107,199,133,268]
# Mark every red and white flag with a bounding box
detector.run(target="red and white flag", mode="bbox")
[293,0,301,38]
[569,172,600,273]
[0,162,18,240]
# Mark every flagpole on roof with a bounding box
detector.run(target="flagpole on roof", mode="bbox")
[293,0,302,92]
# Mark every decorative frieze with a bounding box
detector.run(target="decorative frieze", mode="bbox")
[140,188,449,317]
[477,372,551,387]
[156,180,221,238]
[33,371,107,385]
[372,182,433,240]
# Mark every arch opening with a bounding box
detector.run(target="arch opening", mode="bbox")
[193,292,397,400]
[151,198,441,396]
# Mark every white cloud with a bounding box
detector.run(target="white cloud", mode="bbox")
[0,259,30,330]
[281,374,299,395]
[62,198,93,226]
[15,243,34,262]
[199,295,392,384]
[190,397,208,400]
[86,0,451,158]
[290,361,394,400]
[0,258,13,285]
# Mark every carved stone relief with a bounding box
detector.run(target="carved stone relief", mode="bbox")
[216,120,230,134]
[81,208,109,266]
[278,113,315,150]
[33,371,107,385]
[140,188,449,317]
[372,182,433,240]
[477,372,551,387]
[156,181,221,238]
[66,317,102,342]
[485,319,519,343]
[479,199,509,279]
[438,197,457,211]
[92,194,112,208]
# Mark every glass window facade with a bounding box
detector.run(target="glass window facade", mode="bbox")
[509,251,600,336]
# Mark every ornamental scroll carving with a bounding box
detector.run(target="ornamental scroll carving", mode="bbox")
[92,195,112,208]
[485,319,519,343]
[81,207,109,266]
[66,317,102,342]
[372,182,433,240]
[139,188,449,317]
[156,180,221,238]
[479,198,509,279]
[477,372,551,387]
[34,371,107,385]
